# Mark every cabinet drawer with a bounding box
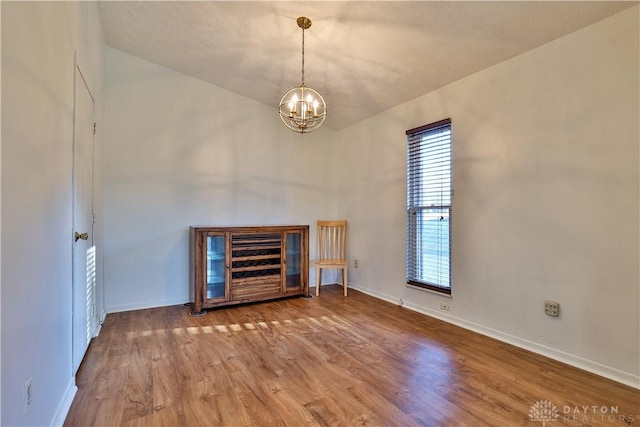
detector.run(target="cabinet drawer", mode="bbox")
[230,281,281,300]
[231,274,281,286]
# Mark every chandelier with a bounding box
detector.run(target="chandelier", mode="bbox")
[279,17,327,133]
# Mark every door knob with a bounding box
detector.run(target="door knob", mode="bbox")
[74,231,89,242]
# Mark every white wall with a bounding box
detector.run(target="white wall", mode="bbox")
[104,48,339,312]
[337,6,639,387]
[0,4,3,422]
[1,2,105,426]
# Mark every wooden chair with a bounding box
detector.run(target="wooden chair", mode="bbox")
[314,220,348,296]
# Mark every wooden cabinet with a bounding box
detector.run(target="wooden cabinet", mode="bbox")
[190,225,309,314]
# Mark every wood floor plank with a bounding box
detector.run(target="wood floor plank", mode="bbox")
[121,340,154,424]
[65,285,639,426]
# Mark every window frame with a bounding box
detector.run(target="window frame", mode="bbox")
[406,118,452,295]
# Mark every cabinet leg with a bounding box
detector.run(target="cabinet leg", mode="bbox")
[189,301,206,316]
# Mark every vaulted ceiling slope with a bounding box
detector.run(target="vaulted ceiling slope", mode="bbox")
[99,1,636,130]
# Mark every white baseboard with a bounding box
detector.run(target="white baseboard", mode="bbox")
[94,321,102,338]
[106,297,190,314]
[50,379,77,427]
[349,283,640,389]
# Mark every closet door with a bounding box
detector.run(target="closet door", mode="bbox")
[72,62,96,374]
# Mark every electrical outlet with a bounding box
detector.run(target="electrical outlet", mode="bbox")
[24,377,32,413]
[354,259,358,268]
[440,302,450,311]
[544,300,560,317]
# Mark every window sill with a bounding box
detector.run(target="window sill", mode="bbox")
[406,283,452,298]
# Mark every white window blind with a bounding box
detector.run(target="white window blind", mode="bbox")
[406,119,452,294]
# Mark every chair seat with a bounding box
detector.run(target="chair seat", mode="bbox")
[315,259,347,266]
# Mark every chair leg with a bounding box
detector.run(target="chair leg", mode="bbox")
[343,266,348,296]
[315,265,321,296]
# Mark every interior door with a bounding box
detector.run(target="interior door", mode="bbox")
[72,62,96,374]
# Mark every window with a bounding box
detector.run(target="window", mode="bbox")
[406,119,452,294]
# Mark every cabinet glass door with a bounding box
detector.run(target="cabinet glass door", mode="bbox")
[285,232,301,289]
[207,234,226,299]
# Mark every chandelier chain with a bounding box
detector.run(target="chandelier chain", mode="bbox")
[301,26,305,86]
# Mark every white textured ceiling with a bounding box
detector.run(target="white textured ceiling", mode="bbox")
[98,1,636,130]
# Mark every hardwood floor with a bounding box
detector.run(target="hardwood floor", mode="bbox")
[65,285,639,426]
